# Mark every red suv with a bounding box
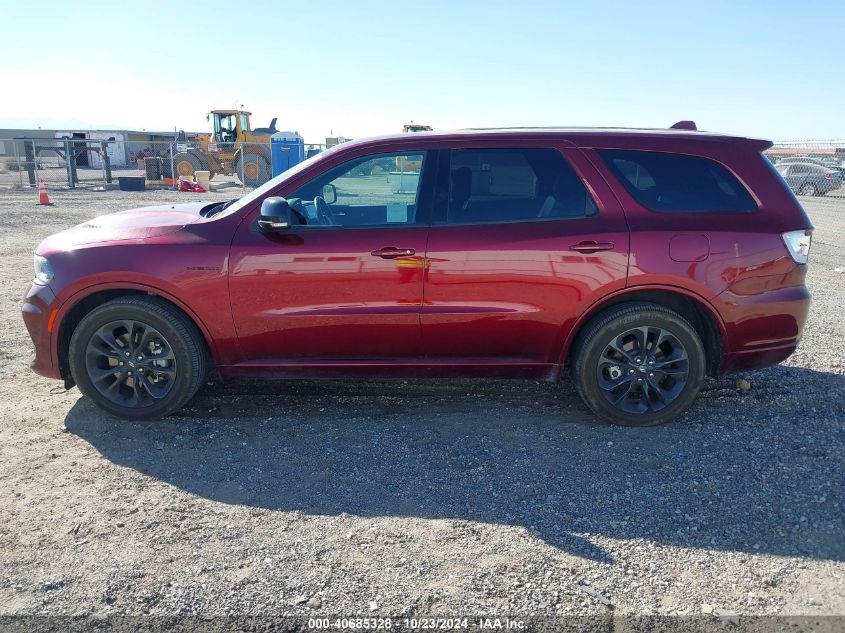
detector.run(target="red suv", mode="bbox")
[22,124,813,426]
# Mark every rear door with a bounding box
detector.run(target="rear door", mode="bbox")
[421,145,629,365]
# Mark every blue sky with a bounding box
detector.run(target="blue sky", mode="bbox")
[1,0,843,142]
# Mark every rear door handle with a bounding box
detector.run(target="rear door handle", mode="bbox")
[569,241,614,253]
[371,246,416,259]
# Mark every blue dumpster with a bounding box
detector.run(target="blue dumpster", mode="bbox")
[270,131,305,177]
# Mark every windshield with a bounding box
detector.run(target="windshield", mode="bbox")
[220,146,342,216]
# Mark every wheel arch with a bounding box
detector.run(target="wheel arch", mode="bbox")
[561,286,726,378]
[54,284,217,388]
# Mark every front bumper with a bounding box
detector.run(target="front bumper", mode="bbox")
[21,282,62,380]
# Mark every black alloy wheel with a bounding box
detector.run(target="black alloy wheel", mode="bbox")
[84,320,177,408]
[573,303,706,426]
[68,297,207,420]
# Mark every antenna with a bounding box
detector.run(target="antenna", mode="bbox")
[670,120,697,130]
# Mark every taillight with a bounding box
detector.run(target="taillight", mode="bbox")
[782,230,812,264]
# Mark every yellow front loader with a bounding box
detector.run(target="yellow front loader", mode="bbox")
[173,110,278,187]
[398,123,432,171]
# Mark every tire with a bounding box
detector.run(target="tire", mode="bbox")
[161,155,194,179]
[799,182,817,196]
[572,302,706,427]
[68,296,207,420]
[233,151,270,187]
[173,152,206,181]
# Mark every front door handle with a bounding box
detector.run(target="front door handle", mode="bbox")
[569,241,614,253]
[371,246,416,259]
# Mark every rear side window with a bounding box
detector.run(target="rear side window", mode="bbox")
[445,148,597,224]
[599,150,756,213]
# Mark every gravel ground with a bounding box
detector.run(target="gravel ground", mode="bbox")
[0,188,842,628]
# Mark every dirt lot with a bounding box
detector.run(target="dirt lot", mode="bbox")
[0,188,842,628]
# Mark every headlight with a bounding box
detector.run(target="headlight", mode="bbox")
[781,230,812,265]
[33,254,54,285]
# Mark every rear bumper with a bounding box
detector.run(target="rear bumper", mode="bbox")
[716,283,810,375]
[720,341,799,375]
[21,282,62,380]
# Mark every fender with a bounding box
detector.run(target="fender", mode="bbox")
[49,280,236,373]
[555,283,730,366]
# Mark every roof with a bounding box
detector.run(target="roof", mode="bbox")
[337,126,772,152]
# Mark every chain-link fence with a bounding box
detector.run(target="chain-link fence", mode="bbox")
[767,140,845,198]
[0,137,327,193]
[3,135,844,200]
[0,137,119,190]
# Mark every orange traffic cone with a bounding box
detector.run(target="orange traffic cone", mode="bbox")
[37,179,52,206]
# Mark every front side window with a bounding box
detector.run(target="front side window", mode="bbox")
[445,148,596,224]
[599,150,756,213]
[287,152,426,227]
[214,114,237,143]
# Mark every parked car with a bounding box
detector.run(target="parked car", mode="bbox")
[775,156,826,166]
[23,124,813,426]
[775,161,843,196]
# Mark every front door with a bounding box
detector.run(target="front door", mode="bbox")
[229,151,432,361]
[421,146,629,365]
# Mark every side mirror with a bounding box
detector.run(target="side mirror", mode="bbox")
[258,196,294,231]
[321,183,337,205]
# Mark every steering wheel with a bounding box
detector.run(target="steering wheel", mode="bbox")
[314,195,336,226]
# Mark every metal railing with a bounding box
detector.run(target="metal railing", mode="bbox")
[0,137,118,190]
[2,136,844,199]
[767,140,845,199]
[0,137,327,192]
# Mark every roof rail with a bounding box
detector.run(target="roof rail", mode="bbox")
[670,120,697,130]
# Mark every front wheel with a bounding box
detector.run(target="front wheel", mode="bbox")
[68,297,207,420]
[173,152,207,181]
[572,303,706,426]
[799,182,817,196]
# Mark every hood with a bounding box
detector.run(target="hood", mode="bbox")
[36,202,212,255]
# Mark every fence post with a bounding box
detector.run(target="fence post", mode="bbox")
[70,141,79,187]
[240,147,245,192]
[63,138,77,188]
[100,141,112,184]
[63,139,71,187]
[13,142,23,188]
[170,142,176,190]
[23,140,36,187]
[99,144,107,188]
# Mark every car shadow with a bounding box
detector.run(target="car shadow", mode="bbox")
[64,365,844,563]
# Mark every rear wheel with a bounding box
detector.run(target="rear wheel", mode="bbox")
[573,303,706,426]
[233,152,270,187]
[799,182,817,196]
[68,297,207,420]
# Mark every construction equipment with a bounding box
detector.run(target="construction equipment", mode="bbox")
[172,110,278,187]
[402,123,432,133]
[398,124,432,171]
